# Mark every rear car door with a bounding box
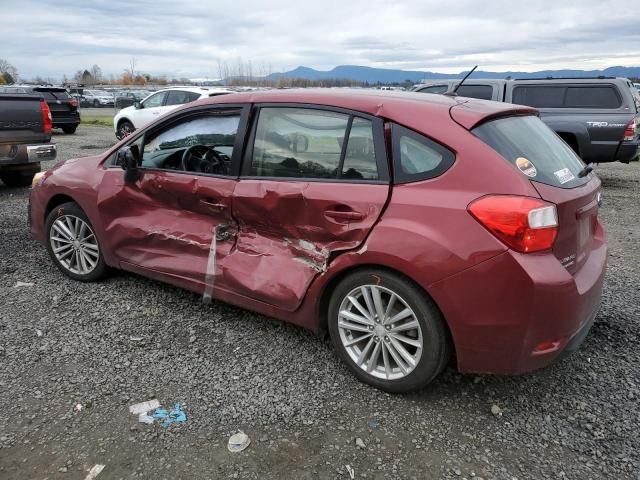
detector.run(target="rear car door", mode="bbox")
[225,105,390,311]
[97,104,249,294]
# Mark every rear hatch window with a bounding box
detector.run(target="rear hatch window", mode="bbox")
[474,114,600,274]
[473,115,589,189]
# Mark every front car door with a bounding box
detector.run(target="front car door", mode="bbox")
[96,104,249,295]
[224,105,390,311]
[136,91,168,128]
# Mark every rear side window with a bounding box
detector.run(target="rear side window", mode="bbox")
[456,84,494,100]
[165,91,195,106]
[416,85,448,94]
[391,124,455,183]
[513,84,622,108]
[341,118,378,180]
[564,86,621,108]
[248,107,382,181]
[512,86,565,107]
[473,115,589,188]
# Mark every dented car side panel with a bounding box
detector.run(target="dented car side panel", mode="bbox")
[225,180,389,311]
[97,167,238,285]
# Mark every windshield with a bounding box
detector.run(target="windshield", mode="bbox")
[473,115,590,189]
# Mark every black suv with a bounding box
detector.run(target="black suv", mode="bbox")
[6,86,81,134]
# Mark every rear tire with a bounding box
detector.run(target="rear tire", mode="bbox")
[328,269,450,393]
[45,202,107,282]
[62,125,78,134]
[0,171,35,187]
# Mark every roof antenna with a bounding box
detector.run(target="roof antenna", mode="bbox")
[444,65,478,96]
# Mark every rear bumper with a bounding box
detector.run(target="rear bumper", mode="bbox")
[429,223,607,375]
[0,143,56,167]
[52,112,80,127]
[616,141,639,164]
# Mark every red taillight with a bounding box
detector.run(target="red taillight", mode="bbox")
[69,98,78,108]
[623,120,635,141]
[468,195,558,253]
[40,100,52,135]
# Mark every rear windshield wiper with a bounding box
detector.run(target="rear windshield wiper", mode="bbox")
[578,164,593,178]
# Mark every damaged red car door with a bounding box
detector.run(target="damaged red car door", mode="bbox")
[97,106,248,292]
[223,106,390,311]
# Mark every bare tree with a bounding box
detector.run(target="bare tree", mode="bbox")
[0,58,18,84]
[90,64,102,84]
[126,57,137,78]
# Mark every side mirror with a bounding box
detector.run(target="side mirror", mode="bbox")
[117,145,141,183]
[134,101,142,109]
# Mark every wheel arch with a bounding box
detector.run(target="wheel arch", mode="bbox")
[44,194,78,222]
[315,262,457,363]
[116,116,134,130]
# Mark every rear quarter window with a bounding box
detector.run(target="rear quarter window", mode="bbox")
[473,115,589,189]
[391,124,455,183]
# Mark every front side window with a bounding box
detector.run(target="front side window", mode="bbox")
[141,113,240,174]
[142,92,167,108]
[392,125,455,183]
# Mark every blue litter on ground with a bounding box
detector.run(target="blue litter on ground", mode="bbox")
[152,402,187,427]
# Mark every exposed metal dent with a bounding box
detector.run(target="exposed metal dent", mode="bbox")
[147,230,209,250]
[293,256,327,273]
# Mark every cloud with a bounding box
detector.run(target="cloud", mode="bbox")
[2,0,640,79]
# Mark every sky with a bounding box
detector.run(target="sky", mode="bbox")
[2,0,640,80]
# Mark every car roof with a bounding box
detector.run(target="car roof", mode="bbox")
[156,86,233,95]
[199,88,535,130]
[414,79,507,88]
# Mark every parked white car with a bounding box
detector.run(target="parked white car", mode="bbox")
[113,87,233,139]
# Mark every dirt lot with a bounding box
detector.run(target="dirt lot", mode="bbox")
[0,125,638,479]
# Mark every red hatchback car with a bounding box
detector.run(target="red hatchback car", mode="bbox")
[29,90,607,392]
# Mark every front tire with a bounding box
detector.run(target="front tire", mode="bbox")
[45,202,107,282]
[0,171,35,187]
[328,269,450,393]
[116,120,135,140]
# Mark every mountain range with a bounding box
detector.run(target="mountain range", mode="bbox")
[266,65,640,84]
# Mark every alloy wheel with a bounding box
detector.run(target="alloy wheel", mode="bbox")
[49,215,100,275]
[337,285,423,380]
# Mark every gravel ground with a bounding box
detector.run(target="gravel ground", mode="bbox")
[0,125,638,479]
